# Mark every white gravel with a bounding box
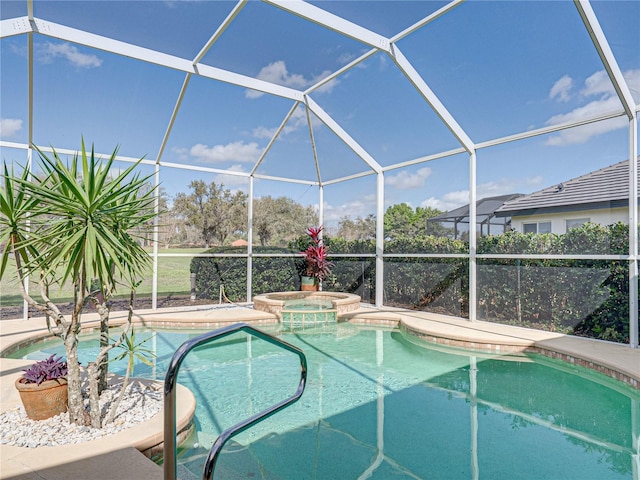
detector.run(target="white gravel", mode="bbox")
[0,381,163,448]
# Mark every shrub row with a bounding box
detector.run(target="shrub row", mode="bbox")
[191,222,637,343]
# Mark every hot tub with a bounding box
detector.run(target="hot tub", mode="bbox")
[252,291,361,321]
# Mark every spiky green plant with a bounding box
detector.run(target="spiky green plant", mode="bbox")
[0,164,44,286]
[1,139,157,426]
[105,327,156,425]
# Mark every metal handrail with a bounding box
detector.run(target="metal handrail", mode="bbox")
[163,322,307,480]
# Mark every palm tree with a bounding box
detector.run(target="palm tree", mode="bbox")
[1,139,156,427]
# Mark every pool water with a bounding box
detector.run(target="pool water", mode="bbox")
[11,323,639,480]
[281,298,337,325]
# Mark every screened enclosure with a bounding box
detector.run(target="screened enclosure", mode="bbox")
[0,0,638,347]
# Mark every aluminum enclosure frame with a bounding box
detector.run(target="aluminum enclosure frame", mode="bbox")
[1,0,637,347]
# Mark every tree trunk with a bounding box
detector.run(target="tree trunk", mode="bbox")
[90,297,133,428]
[105,366,131,425]
[96,301,110,394]
[64,327,87,425]
[86,362,102,428]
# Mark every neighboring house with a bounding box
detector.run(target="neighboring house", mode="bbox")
[495,159,640,234]
[427,194,524,239]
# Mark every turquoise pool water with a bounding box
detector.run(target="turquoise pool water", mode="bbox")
[11,323,639,480]
[281,298,337,324]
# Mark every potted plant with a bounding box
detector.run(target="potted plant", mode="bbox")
[15,354,68,420]
[300,226,333,291]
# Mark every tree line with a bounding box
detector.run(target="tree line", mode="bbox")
[155,179,448,248]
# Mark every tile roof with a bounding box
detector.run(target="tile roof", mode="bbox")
[428,194,524,223]
[495,158,640,216]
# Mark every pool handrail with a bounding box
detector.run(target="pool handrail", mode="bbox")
[163,322,307,480]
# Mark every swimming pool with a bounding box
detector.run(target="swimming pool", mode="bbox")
[12,323,639,479]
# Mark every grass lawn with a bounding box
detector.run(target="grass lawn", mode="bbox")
[0,248,208,307]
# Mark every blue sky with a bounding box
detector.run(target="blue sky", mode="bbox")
[1,0,638,228]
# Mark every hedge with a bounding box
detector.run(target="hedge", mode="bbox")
[475,222,635,343]
[191,246,299,301]
[191,222,637,343]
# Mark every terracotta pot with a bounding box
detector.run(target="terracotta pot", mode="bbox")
[15,377,68,420]
[300,276,319,291]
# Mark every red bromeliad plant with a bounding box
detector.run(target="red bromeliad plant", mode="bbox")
[302,226,333,283]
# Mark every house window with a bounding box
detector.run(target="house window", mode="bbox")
[523,222,551,234]
[566,218,589,232]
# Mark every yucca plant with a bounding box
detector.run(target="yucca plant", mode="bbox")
[0,164,43,288]
[105,327,156,425]
[1,139,156,427]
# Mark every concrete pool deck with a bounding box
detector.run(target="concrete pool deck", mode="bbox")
[1,303,638,479]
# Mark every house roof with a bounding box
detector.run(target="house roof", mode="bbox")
[428,194,524,224]
[495,158,640,217]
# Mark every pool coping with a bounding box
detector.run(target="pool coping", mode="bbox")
[253,291,361,318]
[2,303,638,389]
[0,356,195,480]
[1,303,639,479]
[349,307,640,390]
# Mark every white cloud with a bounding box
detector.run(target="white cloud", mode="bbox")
[547,95,621,124]
[251,105,322,139]
[245,61,338,99]
[312,76,339,95]
[246,61,304,99]
[37,42,102,68]
[477,176,543,198]
[421,190,468,212]
[0,118,23,138]
[214,164,249,186]
[544,69,640,146]
[580,70,613,97]
[625,69,640,103]
[549,75,573,102]
[337,52,357,65]
[281,107,310,135]
[171,147,189,162]
[545,96,627,146]
[323,199,368,223]
[287,107,324,133]
[190,141,262,163]
[420,176,544,212]
[245,89,264,100]
[252,126,278,139]
[260,61,307,88]
[385,167,432,189]
[322,194,376,224]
